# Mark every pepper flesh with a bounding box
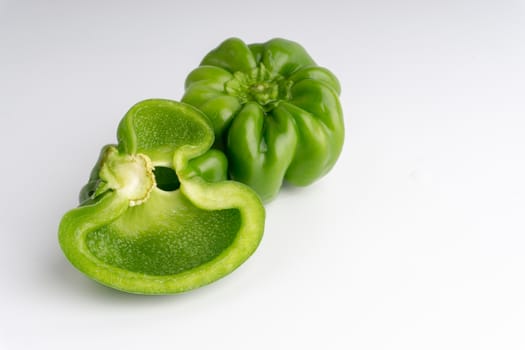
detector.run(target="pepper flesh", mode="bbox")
[183,38,344,202]
[59,99,265,294]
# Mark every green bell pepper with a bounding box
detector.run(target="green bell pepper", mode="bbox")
[59,99,265,294]
[182,38,344,202]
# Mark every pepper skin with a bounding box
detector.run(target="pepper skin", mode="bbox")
[59,99,265,294]
[182,38,344,202]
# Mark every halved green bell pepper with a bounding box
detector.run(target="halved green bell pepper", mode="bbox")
[59,99,265,294]
[183,38,345,202]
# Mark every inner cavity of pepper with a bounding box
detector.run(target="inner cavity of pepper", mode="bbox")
[153,166,180,191]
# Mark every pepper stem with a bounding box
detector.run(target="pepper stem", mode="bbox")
[225,64,291,111]
[97,146,156,206]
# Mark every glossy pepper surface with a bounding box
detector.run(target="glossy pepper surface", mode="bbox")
[182,38,344,202]
[59,99,265,294]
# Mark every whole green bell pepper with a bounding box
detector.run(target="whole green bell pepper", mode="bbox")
[182,38,344,202]
[59,99,265,294]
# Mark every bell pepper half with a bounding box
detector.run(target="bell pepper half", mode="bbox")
[59,99,265,294]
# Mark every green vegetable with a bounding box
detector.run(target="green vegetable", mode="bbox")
[183,37,344,202]
[59,99,265,294]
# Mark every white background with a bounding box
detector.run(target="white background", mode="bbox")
[1,0,524,349]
